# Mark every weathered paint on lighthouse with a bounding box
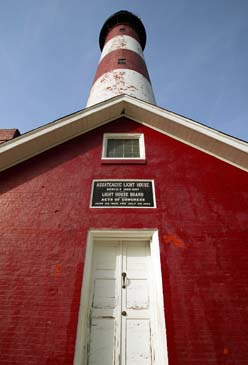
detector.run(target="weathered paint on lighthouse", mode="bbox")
[86,11,156,106]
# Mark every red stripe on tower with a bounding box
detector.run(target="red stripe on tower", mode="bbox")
[86,11,156,107]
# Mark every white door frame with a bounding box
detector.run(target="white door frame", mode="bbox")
[74,229,168,365]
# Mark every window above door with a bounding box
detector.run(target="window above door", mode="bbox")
[102,133,146,164]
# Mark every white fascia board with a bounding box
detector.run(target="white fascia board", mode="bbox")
[121,96,248,171]
[0,97,126,172]
[0,94,247,172]
[0,97,124,153]
[123,96,248,152]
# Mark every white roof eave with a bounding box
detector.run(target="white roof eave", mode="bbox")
[0,95,247,172]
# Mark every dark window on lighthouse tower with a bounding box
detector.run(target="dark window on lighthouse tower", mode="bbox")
[102,133,145,160]
[118,58,126,64]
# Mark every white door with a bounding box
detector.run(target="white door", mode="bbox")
[86,240,154,365]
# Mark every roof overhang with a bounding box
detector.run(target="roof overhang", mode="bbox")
[0,95,247,172]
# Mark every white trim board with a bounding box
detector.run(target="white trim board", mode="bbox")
[0,95,247,172]
[73,229,168,365]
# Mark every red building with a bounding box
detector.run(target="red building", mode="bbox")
[0,10,248,365]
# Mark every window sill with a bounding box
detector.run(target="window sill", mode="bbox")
[101,159,146,165]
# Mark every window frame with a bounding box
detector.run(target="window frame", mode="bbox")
[117,58,127,64]
[101,133,146,162]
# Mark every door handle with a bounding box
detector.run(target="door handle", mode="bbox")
[122,272,127,289]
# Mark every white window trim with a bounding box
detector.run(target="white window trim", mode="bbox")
[101,133,146,160]
[74,229,168,365]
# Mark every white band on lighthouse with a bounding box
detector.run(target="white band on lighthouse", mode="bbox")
[87,69,155,107]
[100,35,144,62]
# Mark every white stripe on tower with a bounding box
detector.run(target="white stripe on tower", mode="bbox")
[86,10,156,107]
[100,35,144,61]
[88,70,155,106]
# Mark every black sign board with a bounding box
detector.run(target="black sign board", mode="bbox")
[91,180,155,208]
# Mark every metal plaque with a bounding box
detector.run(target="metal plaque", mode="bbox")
[90,180,156,208]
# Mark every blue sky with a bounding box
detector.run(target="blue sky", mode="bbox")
[0,0,247,140]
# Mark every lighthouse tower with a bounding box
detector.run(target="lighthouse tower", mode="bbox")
[86,10,156,107]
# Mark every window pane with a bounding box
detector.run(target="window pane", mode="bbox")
[124,139,139,157]
[106,139,117,157]
[106,139,140,158]
[115,139,124,157]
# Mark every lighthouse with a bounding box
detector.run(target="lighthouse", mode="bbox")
[0,8,248,365]
[86,10,156,106]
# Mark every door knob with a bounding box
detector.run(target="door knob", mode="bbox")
[122,311,127,316]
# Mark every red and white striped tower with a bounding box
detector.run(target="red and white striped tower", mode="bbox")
[86,10,156,107]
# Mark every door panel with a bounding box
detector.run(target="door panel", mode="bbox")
[126,279,149,309]
[126,244,148,274]
[93,279,116,309]
[95,245,118,270]
[88,318,116,365]
[126,319,151,365]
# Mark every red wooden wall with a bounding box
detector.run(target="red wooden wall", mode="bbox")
[0,117,247,364]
